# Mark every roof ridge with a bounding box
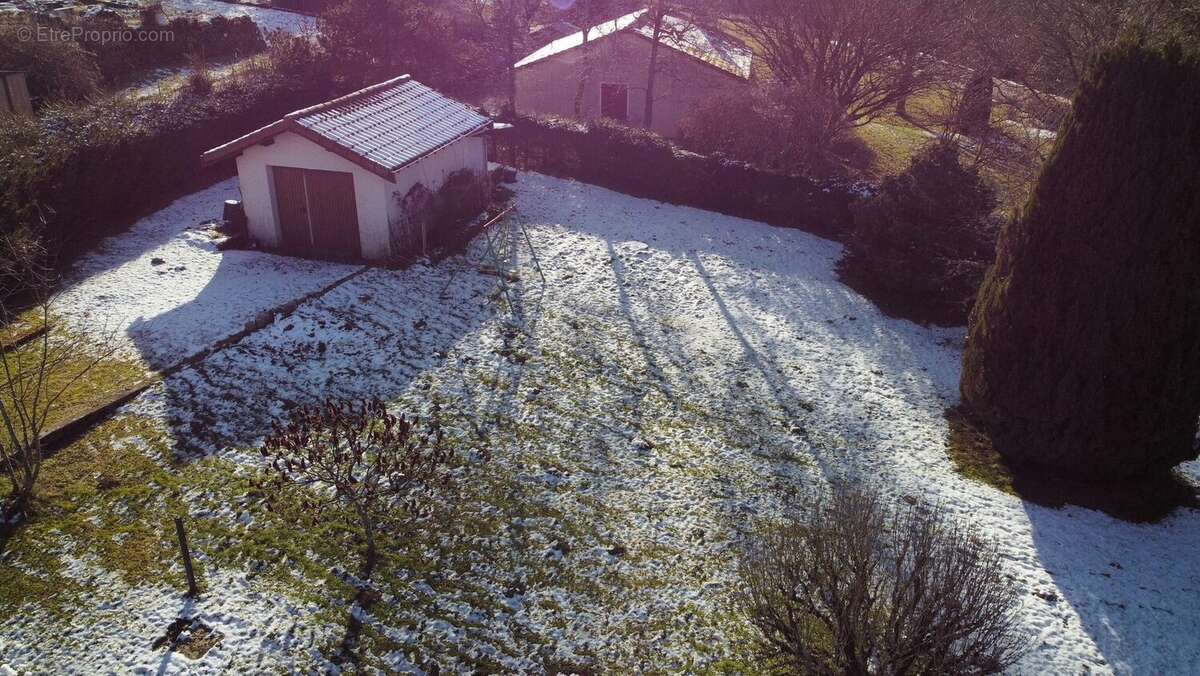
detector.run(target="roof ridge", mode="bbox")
[285,74,413,120]
[514,9,750,79]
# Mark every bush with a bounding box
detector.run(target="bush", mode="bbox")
[184,54,213,96]
[738,487,1023,675]
[0,16,103,104]
[256,399,460,578]
[679,83,839,175]
[839,139,998,325]
[390,169,490,256]
[961,36,1200,482]
[433,169,490,229]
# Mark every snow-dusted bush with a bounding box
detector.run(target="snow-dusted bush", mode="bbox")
[839,139,998,325]
[738,487,1023,675]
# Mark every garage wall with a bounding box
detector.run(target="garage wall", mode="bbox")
[235,131,393,259]
[386,134,489,244]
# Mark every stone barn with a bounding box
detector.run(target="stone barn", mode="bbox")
[514,9,752,138]
[201,76,492,261]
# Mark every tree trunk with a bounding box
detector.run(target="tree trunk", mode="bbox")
[359,511,378,581]
[574,23,592,118]
[504,20,518,116]
[895,47,917,116]
[643,9,665,129]
[957,70,994,136]
[338,509,380,668]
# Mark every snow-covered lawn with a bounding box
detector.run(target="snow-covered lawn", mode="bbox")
[55,178,359,370]
[2,172,1198,673]
[163,0,316,36]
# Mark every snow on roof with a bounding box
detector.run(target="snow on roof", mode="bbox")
[290,77,491,172]
[514,9,752,80]
[515,9,647,70]
[632,15,753,80]
[201,76,491,180]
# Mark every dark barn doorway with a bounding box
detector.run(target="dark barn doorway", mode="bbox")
[271,166,362,259]
[600,83,629,121]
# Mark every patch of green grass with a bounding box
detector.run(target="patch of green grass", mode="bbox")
[0,415,179,615]
[943,407,1016,495]
[0,316,150,433]
[849,120,936,178]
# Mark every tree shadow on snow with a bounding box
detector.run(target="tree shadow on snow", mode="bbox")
[1023,496,1200,673]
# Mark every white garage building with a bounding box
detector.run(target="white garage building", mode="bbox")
[202,76,492,261]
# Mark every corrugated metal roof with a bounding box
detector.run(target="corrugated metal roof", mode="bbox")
[514,9,752,80]
[631,16,753,80]
[515,10,646,69]
[289,76,492,172]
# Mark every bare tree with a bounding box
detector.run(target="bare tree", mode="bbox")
[738,486,1024,675]
[257,398,460,580]
[641,0,689,129]
[640,0,720,129]
[730,0,966,150]
[0,231,115,520]
[470,0,546,114]
[565,0,619,118]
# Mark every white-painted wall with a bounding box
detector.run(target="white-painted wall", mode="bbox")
[235,131,392,258]
[387,135,489,227]
[233,131,487,261]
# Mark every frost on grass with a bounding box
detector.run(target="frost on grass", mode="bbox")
[2,173,1198,674]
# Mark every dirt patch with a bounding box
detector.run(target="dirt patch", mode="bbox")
[152,617,223,660]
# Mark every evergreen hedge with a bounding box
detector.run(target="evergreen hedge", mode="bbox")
[960,36,1200,482]
[0,46,341,259]
[840,140,998,325]
[495,116,858,241]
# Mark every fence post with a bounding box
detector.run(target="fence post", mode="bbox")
[173,516,199,597]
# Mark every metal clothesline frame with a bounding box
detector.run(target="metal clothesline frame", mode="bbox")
[440,206,545,314]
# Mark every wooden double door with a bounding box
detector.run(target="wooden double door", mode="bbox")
[271,166,362,259]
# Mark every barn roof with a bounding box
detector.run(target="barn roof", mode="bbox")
[201,76,492,181]
[514,9,752,80]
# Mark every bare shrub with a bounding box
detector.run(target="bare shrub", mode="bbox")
[184,53,213,96]
[679,83,841,174]
[730,0,964,152]
[738,487,1024,675]
[1,231,117,520]
[256,399,460,579]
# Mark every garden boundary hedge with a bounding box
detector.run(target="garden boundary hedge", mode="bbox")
[494,116,859,241]
[0,67,344,259]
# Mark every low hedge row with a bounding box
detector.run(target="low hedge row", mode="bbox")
[0,61,342,258]
[494,116,859,241]
[0,86,856,265]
